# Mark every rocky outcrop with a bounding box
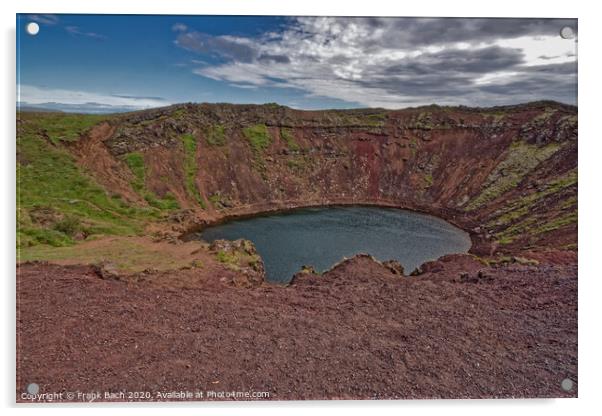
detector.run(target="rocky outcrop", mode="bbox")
[208,239,265,287]
[290,254,409,286]
[91,261,120,280]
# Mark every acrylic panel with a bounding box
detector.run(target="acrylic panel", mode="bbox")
[16,14,578,402]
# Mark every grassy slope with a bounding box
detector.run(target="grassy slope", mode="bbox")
[16,112,170,256]
[465,141,562,210]
[122,152,180,210]
[19,236,209,273]
[180,133,206,208]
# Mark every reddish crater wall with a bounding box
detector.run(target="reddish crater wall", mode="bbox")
[78,101,577,256]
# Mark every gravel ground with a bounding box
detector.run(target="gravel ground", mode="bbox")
[16,255,577,402]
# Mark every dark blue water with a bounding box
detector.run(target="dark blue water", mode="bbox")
[199,206,471,283]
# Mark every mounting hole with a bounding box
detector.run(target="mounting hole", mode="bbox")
[560,26,575,40]
[26,22,40,36]
[27,383,39,394]
[561,378,574,391]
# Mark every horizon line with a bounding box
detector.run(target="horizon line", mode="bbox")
[17,99,578,115]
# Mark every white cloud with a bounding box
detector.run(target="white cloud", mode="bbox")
[474,71,521,85]
[65,26,107,40]
[27,15,59,25]
[495,35,576,66]
[172,23,188,32]
[179,17,578,108]
[18,84,170,109]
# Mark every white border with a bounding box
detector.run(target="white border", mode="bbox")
[2,1,600,415]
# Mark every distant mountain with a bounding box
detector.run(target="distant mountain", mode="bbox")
[17,101,153,114]
[17,105,63,113]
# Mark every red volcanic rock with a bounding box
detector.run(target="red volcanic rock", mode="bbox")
[410,254,484,277]
[17,259,577,401]
[522,249,578,265]
[382,259,405,275]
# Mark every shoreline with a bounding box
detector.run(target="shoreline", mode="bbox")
[179,198,489,255]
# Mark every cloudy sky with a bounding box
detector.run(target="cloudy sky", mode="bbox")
[17,14,577,112]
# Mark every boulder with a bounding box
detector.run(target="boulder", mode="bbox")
[209,239,266,287]
[382,260,405,276]
[92,261,120,280]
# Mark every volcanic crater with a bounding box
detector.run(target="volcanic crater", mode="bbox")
[17,101,577,400]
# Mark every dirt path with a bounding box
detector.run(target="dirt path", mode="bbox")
[16,256,577,401]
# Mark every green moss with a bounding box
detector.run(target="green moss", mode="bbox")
[546,170,578,192]
[20,227,75,247]
[208,193,224,208]
[181,133,196,155]
[280,127,299,151]
[364,112,387,126]
[243,124,272,176]
[216,250,237,264]
[123,152,145,192]
[532,108,557,123]
[190,259,204,268]
[144,192,180,211]
[497,235,516,245]
[205,124,226,146]
[20,112,107,144]
[481,112,507,122]
[122,152,180,210]
[489,205,529,227]
[215,249,242,271]
[465,141,561,210]
[494,208,577,246]
[53,215,82,237]
[328,110,387,127]
[424,173,434,188]
[180,134,206,208]
[494,216,538,244]
[287,157,306,171]
[413,112,434,129]
[537,211,577,234]
[559,196,577,210]
[558,114,577,128]
[264,102,281,109]
[243,124,272,153]
[486,169,577,228]
[171,108,186,120]
[215,245,262,272]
